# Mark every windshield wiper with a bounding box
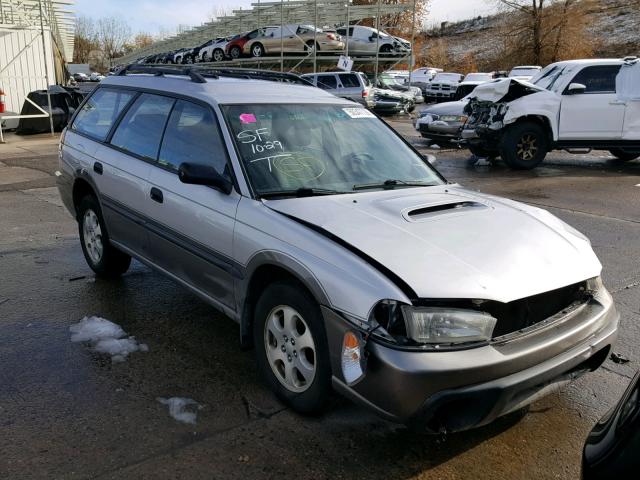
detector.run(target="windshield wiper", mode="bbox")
[353,179,436,191]
[259,187,348,199]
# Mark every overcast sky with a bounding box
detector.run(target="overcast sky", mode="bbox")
[75,0,497,37]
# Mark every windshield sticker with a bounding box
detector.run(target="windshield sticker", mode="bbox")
[239,113,257,124]
[342,108,375,119]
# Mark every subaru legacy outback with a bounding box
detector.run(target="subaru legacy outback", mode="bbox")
[57,66,618,433]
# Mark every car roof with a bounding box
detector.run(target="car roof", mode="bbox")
[100,74,352,106]
[544,59,624,68]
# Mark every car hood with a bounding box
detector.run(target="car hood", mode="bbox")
[471,78,545,102]
[422,100,467,115]
[264,186,600,303]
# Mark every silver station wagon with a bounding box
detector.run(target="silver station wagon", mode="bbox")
[57,66,618,433]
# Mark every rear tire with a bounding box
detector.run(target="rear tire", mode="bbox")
[500,121,549,169]
[305,41,319,53]
[230,46,241,59]
[609,148,640,162]
[78,195,131,278]
[253,281,331,414]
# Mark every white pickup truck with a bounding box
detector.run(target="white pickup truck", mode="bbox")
[462,58,640,169]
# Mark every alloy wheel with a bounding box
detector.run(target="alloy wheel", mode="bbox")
[213,50,223,61]
[82,209,103,264]
[263,305,316,393]
[516,134,538,161]
[252,45,263,57]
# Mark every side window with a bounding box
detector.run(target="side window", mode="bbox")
[336,28,346,36]
[569,65,622,93]
[316,75,337,90]
[339,73,360,88]
[72,88,135,141]
[158,100,229,177]
[110,93,174,160]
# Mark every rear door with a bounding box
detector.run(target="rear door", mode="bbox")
[338,73,364,104]
[559,65,625,139]
[68,87,154,255]
[145,99,240,310]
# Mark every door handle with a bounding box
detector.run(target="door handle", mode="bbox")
[93,162,103,175]
[150,187,163,204]
[610,100,627,105]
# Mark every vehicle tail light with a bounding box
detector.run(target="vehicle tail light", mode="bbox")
[362,90,368,97]
[0,88,5,113]
[326,33,336,41]
[341,331,365,385]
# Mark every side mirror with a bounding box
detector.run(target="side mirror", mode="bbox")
[567,82,587,94]
[178,163,233,194]
[369,35,375,42]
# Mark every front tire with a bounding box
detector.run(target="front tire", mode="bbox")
[609,148,640,162]
[305,41,319,53]
[500,121,549,169]
[253,281,331,414]
[213,49,225,62]
[78,195,131,278]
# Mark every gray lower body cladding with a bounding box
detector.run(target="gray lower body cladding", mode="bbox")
[323,296,618,432]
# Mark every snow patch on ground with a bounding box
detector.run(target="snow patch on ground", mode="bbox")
[70,316,148,362]
[157,397,203,424]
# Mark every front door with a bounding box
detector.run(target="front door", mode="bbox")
[559,65,625,140]
[144,99,240,310]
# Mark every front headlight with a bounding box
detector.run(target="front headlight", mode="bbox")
[401,306,496,344]
[439,115,468,123]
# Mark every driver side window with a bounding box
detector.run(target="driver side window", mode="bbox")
[569,65,622,94]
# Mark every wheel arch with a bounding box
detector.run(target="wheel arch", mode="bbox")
[72,175,99,219]
[238,253,330,349]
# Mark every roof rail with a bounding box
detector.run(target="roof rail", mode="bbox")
[115,64,311,86]
[116,64,209,83]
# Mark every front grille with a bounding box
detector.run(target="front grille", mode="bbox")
[487,281,589,338]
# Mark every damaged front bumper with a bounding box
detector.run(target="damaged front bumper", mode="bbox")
[322,293,618,433]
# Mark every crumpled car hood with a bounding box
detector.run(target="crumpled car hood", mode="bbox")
[471,78,545,102]
[265,186,601,303]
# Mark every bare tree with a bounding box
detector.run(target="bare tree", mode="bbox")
[495,0,594,65]
[97,16,132,63]
[73,15,99,63]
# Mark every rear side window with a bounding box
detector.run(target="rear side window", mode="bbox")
[72,88,135,141]
[339,73,360,88]
[570,65,622,93]
[316,75,337,90]
[110,93,174,160]
[158,100,229,176]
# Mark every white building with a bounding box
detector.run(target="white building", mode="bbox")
[0,0,75,115]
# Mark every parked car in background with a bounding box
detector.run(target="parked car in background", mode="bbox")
[372,86,415,114]
[301,71,374,108]
[58,66,618,432]
[180,40,215,64]
[199,37,233,62]
[411,67,442,83]
[89,72,105,82]
[415,95,471,145]
[171,48,191,64]
[425,72,464,102]
[508,65,542,81]
[454,72,494,100]
[372,73,424,103]
[462,58,640,168]
[73,72,89,82]
[335,25,410,56]
[225,30,263,59]
[583,370,640,479]
[244,24,343,57]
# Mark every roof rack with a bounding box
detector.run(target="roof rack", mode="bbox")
[115,64,312,86]
[116,64,208,83]
[198,67,312,86]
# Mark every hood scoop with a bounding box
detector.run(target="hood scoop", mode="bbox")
[404,201,487,222]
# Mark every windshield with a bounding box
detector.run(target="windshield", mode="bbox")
[532,65,570,91]
[222,104,443,196]
[509,68,540,77]
[464,73,492,82]
[432,73,461,82]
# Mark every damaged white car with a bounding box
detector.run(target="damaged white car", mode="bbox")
[462,57,640,169]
